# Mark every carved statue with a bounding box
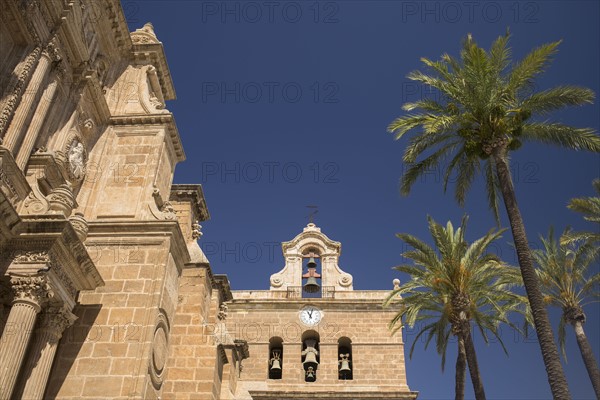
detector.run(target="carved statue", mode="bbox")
[68,141,85,180]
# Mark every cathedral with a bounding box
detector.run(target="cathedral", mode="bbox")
[0,1,417,398]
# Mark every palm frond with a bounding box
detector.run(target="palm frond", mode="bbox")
[508,41,561,92]
[520,122,600,152]
[520,86,595,114]
[400,144,456,196]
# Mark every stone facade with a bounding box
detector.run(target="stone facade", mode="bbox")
[0,1,416,399]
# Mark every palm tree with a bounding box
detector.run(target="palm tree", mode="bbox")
[533,228,600,397]
[387,33,600,398]
[562,179,600,245]
[385,216,526,400]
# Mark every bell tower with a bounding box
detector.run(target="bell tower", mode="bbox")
[223,223,418,399]
[269,223,353,295]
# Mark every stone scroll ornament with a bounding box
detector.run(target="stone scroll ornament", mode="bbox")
[270,274,284,288]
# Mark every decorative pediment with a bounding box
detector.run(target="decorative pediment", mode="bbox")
[270,224,353,291]
[282,223,341,256]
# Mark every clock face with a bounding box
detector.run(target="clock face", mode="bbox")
[299,306,322,326]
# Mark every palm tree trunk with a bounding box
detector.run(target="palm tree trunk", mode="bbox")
[462,327,486,400]
[572,321,600,397]
[456,337,466,400]
[492,150,571,399]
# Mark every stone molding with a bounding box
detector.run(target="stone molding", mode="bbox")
[248,390,419,400]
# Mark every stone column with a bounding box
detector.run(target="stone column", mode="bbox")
[15,69,60,169]
[15,306,77,399]
[0,45,42,139]
[0,274,51,399]
[1,42,55,153]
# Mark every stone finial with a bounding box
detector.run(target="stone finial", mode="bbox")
[393,278,401,289]
[142,22,155,35]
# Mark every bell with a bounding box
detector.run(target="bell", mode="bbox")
[305,366,316,382]
[270,350,282,371]
[339,353,351,374]
[339,359,351,372]
[270,359,281,371]
[303,276,320,293]
[303,351,318,367]
[302,339,319,368]
[302,257,321,294]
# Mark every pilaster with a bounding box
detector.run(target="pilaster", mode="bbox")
[2,43,55,154]
[16,305,77,399]
[0,273,52,399]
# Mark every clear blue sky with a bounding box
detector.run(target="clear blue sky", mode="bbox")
[125,1,598,398]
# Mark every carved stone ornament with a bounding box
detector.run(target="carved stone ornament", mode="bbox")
[270,274,284,288]
[338,273,353,287]
[40,306,77,342]
[150,188,177,220]
[160,201,176,220]
[11,251,50,264]
[192,221,203,240]
[131,22,160,45]
[149,314,169,389]
[217,303,228,321]
[66,138,87,182]
[42,36,62,63]
[0,46,42,137]
[10,274,53,307]
[48,259,78,300]
[69,212,89,241]
[47,183,75,217]
[149,94,165,110]
[23,190,50,214]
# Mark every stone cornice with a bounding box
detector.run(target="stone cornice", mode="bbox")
[169,184,210,222]
[248,390,418,400]
[109,114,185,163]
[228,293,401,311]
[9,215,104,291]
[108,0,134,56]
